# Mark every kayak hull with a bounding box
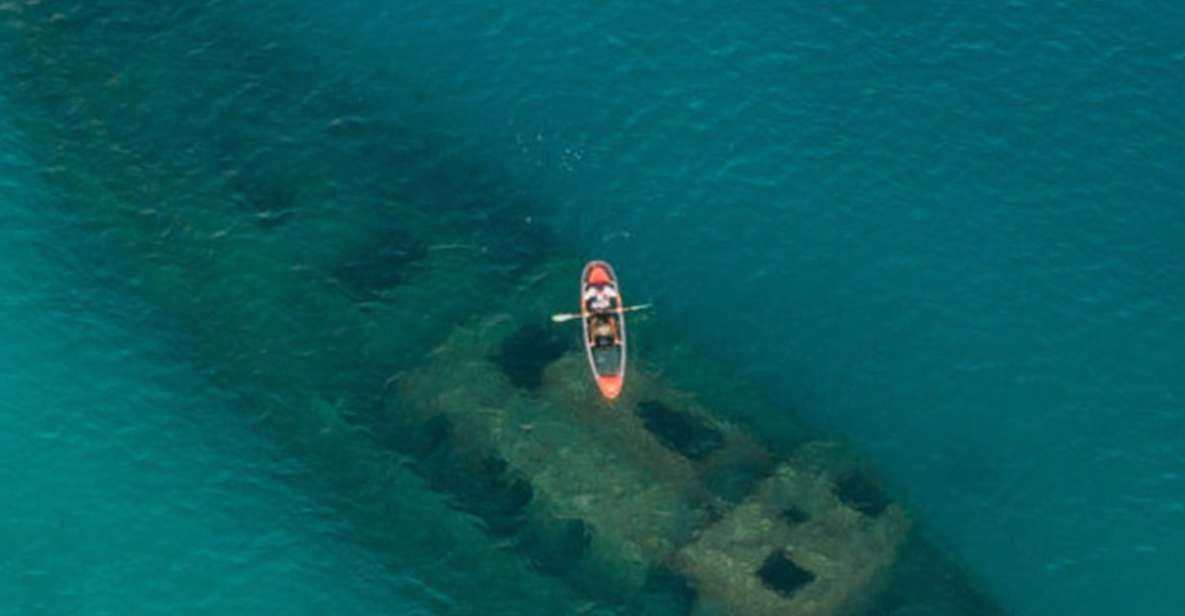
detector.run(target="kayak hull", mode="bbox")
[580,260,627,400]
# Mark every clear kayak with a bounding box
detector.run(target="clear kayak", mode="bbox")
[580,260,626,400]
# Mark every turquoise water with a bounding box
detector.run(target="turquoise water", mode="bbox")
[3,1,1184,614]
[0,102,438,615]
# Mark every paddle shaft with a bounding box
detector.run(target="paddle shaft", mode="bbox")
[551,303,652,323]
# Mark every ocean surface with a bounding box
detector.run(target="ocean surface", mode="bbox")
[0,100,446,615]
[2,1,1183,614]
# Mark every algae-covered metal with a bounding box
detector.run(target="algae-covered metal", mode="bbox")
[395,263,909,614]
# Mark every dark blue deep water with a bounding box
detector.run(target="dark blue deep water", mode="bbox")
[3,1,1183,614]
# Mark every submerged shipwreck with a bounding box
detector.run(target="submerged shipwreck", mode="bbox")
[4,3,1002,614]
[394,264,909,615]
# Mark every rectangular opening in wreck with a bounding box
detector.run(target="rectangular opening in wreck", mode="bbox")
[834,470,890,517]
[757,550,816,598]
[495,324,572,390]
[636,400,724,462]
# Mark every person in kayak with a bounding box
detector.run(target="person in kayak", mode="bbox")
[584,284,618,312]
[590,314,617,348]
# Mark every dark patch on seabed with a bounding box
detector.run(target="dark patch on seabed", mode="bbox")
[639,567,698,616]
[758,551,816,598]
[636,399,726,462]
[389,413,454,460]
[446,195,558,280]
[869,532,1002,616]
[496,324,572,390]
[781,504,809,525]
[225,166,300,230]
[835,470,891,517]
[702,460,775,506]
[417,444,535,538]
[517,518,592,576]
[407,435,612,585]
[333,227,428,298]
